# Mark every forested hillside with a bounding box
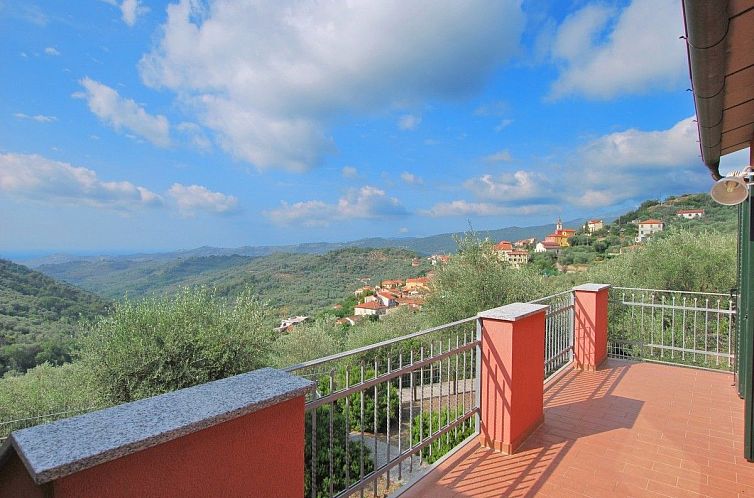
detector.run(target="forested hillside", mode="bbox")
[38,248,431,315]
[0,259,109,374]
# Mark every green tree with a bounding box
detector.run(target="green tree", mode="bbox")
[78,287,275,404]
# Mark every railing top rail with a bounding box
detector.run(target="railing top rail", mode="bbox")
[611,286,733,298]
[529,290,573,304]
[284,315,476,372]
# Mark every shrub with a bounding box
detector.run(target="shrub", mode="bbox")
[78,287,275,404]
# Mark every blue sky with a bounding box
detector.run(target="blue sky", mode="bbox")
[0,0,748,255]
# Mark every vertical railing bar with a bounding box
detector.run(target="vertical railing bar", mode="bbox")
[386,356,391,492]
[373,359,378,498]
[705,298,710,367]
[329,369,334,498]
[408,349,414,474]
[360,361,365,498]
[671,295,676,360]
[345,367,351,490]
[397,352,402,482]
[682,296,687,361]
[419,346,424,456]
[454,334,460,443]
[716,299,721,366]
[693,298,698,363]
[475,318,482,435]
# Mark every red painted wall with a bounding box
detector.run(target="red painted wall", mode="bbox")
[574,288,609,371]
[54,396,306,498]
[0,450,46,498]
[480,310,545,454]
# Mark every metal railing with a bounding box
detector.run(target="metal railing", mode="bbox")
[286,317,480,498]
[531,291,575,381]
[0,406,102,443]
[607,287,736,371]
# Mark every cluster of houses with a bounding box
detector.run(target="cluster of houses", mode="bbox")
[633,209,704,243]
[341,276,432,323]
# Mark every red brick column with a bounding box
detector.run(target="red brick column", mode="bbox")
[478,303,548,454]
[573,284,611,371]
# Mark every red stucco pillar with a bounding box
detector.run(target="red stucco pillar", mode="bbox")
[478,303,548,454]
[573,284,611,371]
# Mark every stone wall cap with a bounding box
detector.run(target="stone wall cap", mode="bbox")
[1,367,315,485]
[573,283,612,293]
[478,302,549,322]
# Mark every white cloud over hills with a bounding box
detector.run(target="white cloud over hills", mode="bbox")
[139,0,525,171]
[548,0,687,99]
[265,186,407,227]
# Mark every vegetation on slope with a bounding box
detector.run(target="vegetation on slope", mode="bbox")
[0,259,109,375]
[38,248,431,315]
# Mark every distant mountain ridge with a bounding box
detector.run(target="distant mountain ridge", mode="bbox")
[16,219,588,267]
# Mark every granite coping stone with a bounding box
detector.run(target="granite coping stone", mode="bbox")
[0,367,315,485]
[477,303,549,322]
[573,283,612,293]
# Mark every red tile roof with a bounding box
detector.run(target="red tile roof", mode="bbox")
[640,219,664,225]
[494,241,513,251]
[355,301,387,310]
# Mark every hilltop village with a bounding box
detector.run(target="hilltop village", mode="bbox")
[275,196,714,331]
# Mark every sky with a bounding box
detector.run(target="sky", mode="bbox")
[0,0,749,256]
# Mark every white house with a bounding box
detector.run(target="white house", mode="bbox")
[636,219,664,243]
[676,209,705,220]
[354,301,387,317]
[535,241,561,254]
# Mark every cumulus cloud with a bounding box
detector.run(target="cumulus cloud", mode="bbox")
[102,0,149,26]
[168,183,239,216]
[14,113,57,123]
[342,166,358,178]
[265,186,407,227]
[483,149,513,162]
[139,0,524,171]
[177,122,211,151]
[44,47,60,56]
[400,172,423,185]
[421,200,551,218]
[421,116,706,217]
[0,153,161,209]
[464,171,549,202]
[566,116,706,207]
[548,0,687,99]
[76,77,170,147]
[398,114,422,131]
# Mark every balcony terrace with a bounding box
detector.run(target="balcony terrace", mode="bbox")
[1,284,745,498]
[400,359,746,498]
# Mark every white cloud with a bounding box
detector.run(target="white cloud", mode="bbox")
[400,172,423,185]
[342,166,358,178]
[495,119,513,132]
[0,153,161,209]
[398,114,422,131]
[177,122,211,151]
[421,116,708,217]
[483,149,513,162]
[548,0,687,99]
[421,200,551,218]
[76,77,171,147]
[140,0,524,171]
[44,47,60,56]
[102,0,149,26]
[566,116,706,207]
[399,227,409,233]
[120,0,148,26]
[464,171,549,202]
[168,183,239,216]
[265,185,407,227]
[14,113,57,123]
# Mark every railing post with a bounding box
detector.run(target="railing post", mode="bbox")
[573,284,611,371]
[477,303,548,454]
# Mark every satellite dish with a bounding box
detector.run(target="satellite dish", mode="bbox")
[710,175,749,206]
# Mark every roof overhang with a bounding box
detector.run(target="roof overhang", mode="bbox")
[683,0,754,180]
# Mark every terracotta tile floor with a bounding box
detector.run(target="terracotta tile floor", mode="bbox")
[400,359,752,498]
